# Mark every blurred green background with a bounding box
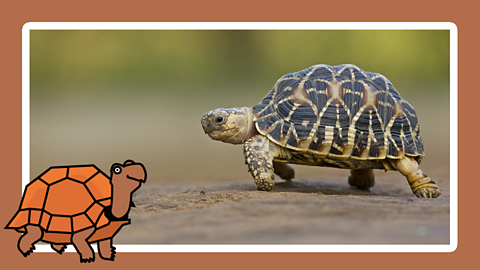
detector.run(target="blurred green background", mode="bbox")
[30,30,450,187]
[32,30,449,92]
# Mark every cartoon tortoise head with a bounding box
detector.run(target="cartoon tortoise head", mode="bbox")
[5,160,146,263]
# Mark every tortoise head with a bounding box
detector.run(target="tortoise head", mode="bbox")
[201,107,258,144]
[110,160,147,218]
[111,160,146,185]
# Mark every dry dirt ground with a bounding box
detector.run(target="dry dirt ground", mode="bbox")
[117,174,450,245]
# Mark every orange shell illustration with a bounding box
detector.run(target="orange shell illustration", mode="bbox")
[6,165,129,243]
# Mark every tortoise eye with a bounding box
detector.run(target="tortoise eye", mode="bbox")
[215,116,225,124]
[113,166,122,174]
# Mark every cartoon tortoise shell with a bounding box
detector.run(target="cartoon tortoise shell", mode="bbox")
[5,160,146,263]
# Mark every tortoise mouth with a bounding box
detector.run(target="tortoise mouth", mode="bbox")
[126,175,145,182]
[207,128,241,141]
[125,163,147,183]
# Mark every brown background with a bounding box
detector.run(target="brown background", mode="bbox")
[0,0,472,269]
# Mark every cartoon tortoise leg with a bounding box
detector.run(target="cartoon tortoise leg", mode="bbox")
[389,156,441,198]
[18,225,43,257]
[51,244,67,254]
[71,227,95,263]
[98,238,116,261]
[348,169,375,190]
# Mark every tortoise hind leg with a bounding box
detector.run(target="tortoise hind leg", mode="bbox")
[18,225,43,257]
[51,244,67,254]
[390,156,441,198]
[273,162,295,181]
[348,169,375,190]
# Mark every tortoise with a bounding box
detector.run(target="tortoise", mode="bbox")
[5,160,147,263]
[201,64,441,198]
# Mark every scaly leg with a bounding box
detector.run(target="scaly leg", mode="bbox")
[98,238,116,261]
[18,225,43,257]
[71,227,95,263]
[348,169,375,190]
[273,162,295,181]
[244,135,275,191]
[389,156,441,198]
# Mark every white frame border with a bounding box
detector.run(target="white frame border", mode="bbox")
[22,22,458,253]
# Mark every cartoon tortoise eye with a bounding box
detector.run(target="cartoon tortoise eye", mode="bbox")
[113,166,122,174]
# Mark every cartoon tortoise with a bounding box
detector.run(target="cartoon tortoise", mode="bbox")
[5,160,146,263]
[201,64,440,198]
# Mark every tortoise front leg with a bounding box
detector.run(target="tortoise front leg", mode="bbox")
[71,227,95,263]
[389,156,441,198]
[348,169,375,190]
[244,135,276,191]
[98,238,116,261]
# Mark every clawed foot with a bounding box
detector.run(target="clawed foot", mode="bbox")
[51,244,67,254]
[414,187,441,198]
[99,247,116,261]
[79,251,95,263]
[389,157,441,199]
[18,243,35,257]
[255,173,275,191]
[80,256,95,263]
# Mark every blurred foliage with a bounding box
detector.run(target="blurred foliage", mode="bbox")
[31,30,449,95]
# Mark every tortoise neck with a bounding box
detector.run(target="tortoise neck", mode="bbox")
[243,107,259,142]
[111,187,131,219]
[111,180,139,219]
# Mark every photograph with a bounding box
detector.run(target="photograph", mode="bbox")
[12,25,453,256]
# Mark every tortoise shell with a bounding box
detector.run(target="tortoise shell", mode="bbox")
[252,64,423,162]
[6,165,129,243]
